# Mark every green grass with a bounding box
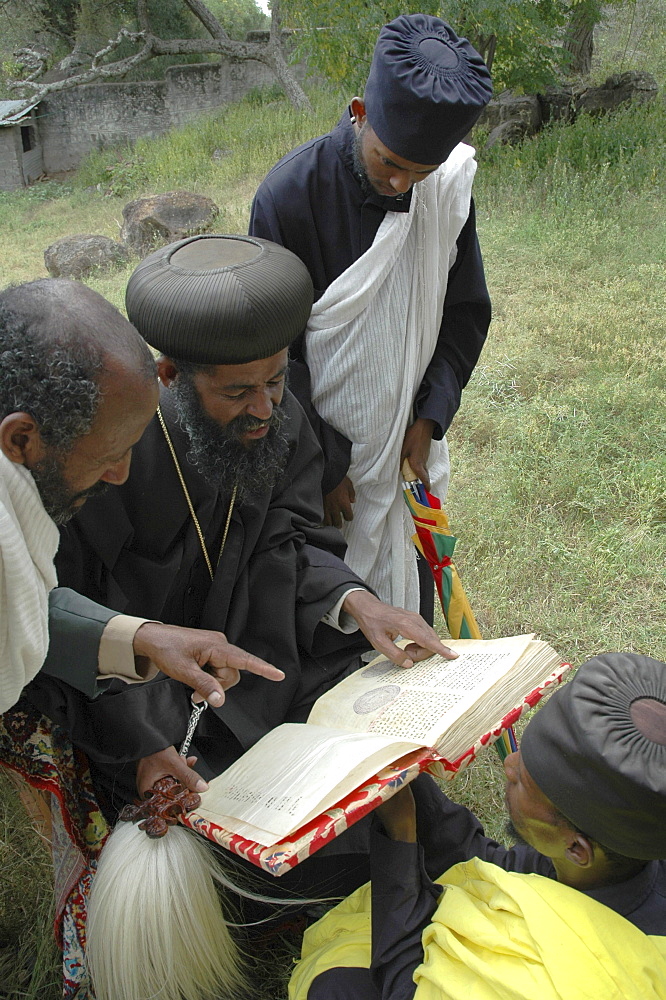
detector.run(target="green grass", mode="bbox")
[476,98,666,218]
[0,773,60,998]
[1,11,665,996]
[74,85,343,207]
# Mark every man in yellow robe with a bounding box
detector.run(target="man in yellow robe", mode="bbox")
[289,651,666,999]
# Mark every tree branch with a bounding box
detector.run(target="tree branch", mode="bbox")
[182,0,229,40]
[7,0,311,114]
[12,46,49,84]
[136,0,150,33]
[91,27,145,68]
[9,31,156,103]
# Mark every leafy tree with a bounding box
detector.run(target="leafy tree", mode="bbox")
[446,1,570,91]
[282,0,572,92]
[282,0,645,93]
[282,0,437,94]
[206,0,268,40]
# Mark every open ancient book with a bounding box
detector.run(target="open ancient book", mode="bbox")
[181,634,568,874]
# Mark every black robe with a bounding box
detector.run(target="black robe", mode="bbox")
[26,389,371,814]
[249,110,492,489]
[307,794,666,998]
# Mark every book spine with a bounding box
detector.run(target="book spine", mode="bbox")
[181,751,438,876]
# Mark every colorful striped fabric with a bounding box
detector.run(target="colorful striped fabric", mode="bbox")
[402,463,516,760]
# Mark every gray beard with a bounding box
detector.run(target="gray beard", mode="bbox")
[31,452,109,525]
[170,376,290,506]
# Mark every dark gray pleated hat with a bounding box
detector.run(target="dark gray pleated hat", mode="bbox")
[364,14,492,165]
[521,652,666,860]
[125,234,313,365]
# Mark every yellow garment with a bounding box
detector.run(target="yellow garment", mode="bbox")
[288,878,373,999]
[289,858,666,1000]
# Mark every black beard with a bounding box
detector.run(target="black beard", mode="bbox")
[504,818,531,849]
[353,128,374,197]
[31,452,109,525]
[171,375,290,505]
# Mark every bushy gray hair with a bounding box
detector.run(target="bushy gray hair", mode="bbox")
[0,299,103,451]
[0,279,156,453]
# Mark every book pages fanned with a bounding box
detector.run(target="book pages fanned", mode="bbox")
[179,634,569,871]
[197,725,422,845]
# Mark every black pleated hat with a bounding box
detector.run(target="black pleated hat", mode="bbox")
[125,235,313,364]
[521,652,666,860]
[364,14,492,165]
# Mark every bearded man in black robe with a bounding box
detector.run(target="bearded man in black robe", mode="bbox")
[27,237,455,887]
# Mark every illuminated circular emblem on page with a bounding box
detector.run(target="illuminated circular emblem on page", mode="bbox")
[362,660,397,679]
[353,685,401,715]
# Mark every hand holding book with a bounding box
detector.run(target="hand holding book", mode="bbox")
[177,634,569,873]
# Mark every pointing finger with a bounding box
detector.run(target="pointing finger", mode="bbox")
[207,643,285,682]
[398,623,458,660]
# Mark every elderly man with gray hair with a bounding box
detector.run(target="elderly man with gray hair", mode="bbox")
[0,277,283,712]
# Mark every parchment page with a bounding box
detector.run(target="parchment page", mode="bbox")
[307,635,537,749]
[435,639,561,759]
[198,722,422,845]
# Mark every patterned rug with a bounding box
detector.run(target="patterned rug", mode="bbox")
[0,701,108,998]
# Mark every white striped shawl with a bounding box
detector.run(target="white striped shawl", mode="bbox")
[0,450,58,712]
[306,144,477,610]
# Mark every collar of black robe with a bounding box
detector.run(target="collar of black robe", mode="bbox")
[331,109,414,215]
[583,859,664,933]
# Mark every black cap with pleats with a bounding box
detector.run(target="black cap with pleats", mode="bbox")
[364,14,492,165]
[125,234,313,365]
[522,652,666,860]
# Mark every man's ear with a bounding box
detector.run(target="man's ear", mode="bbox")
[0,412,46,467]
[350,97,366,126]
[156,357,179,388]
[564,831,595,868]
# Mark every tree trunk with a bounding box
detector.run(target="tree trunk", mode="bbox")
[564,3,597,77]
[263,40,311,110]
[182,0,228,40]
[263,0,311,111]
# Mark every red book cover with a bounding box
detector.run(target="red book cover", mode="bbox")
[180,663,570,876]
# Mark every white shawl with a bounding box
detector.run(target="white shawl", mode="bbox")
[306,144,477,610]
[0,451,58,712]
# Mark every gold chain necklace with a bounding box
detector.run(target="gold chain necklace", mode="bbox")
[157,405,237,583]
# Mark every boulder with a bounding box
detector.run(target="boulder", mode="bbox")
[538,86,576,125]
[576,71,658,116]
[44,234,130,278]
[120,191,219,254]
[477,91,542,136]
[484,118,533,151]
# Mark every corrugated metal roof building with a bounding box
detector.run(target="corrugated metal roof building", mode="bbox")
[0,100,44,191]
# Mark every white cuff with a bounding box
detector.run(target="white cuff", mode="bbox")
[98,615,160,683]
[321,587,367,633]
